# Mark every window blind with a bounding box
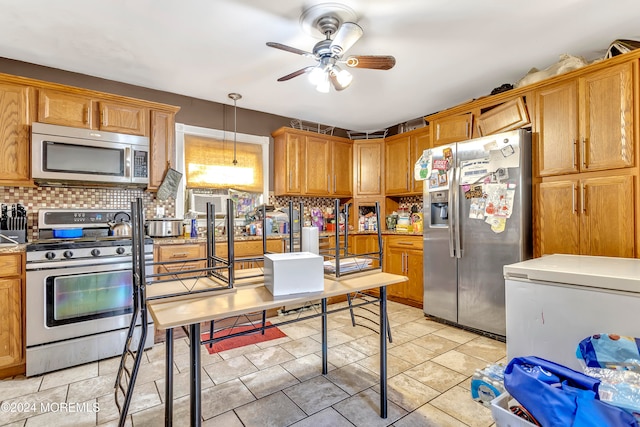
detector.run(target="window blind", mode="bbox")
[184,134,263,192]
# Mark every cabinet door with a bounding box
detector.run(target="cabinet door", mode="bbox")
[155,243,206,278]
[384,245,406,298]
[476,97,530,137]
[535,81,579,176]
[432,113,472,146]
[352,234,382,268]
[354,140,383,196]
[405,250,424,304]
[580,62,635,172]
[304,136,331,195]
[385,136,410,194]
[580,175,634,257]
[332,139,352,196]
[38,89,93,128]
[538,181,580,256]
[148,110,175,190]
[410,129,431,193]
[99,102,148,136]
[0,83,32,184]
[0,277,22,369]
[274,131,303,195]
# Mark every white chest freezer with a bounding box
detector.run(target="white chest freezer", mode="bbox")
[504,254,640,370]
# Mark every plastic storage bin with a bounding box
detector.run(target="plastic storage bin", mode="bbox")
[490,392,537,427]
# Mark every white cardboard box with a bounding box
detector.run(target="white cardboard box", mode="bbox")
[264,252,324,296]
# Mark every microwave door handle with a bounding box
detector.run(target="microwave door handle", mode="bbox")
[124,147,132,179]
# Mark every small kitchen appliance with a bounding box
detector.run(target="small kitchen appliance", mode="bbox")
[25,208,153,376]
[31,122,149,186]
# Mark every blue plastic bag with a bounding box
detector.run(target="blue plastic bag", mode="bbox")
[504,356,638,427]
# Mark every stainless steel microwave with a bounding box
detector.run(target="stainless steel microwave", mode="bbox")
[31,122,149,185]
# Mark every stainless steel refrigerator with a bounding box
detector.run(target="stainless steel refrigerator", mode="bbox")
[423,129,532,336]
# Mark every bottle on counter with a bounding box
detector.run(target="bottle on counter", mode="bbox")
[190,218,198,238]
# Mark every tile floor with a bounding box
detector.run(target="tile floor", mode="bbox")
[0,300,505,426]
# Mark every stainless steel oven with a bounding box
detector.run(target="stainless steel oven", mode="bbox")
[25,209,153,376]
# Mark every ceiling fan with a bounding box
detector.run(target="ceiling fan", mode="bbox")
[266,4,396,93]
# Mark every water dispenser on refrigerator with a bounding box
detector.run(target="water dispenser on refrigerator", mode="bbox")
[429,190,448,226]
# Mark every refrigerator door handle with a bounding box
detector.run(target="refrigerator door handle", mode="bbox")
[454,166,462,258]
[447,168,455,258]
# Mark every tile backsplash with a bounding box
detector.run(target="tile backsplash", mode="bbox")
[0,186,175,240]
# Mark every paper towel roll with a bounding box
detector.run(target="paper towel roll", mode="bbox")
[301,227,319,254]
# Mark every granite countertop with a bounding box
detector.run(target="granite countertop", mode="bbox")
[151,230,424,246]
[0,243,28,254]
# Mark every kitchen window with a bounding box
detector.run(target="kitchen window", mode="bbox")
[184,134,263,192]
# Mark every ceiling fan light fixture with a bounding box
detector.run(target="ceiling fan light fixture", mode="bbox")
[316,73,330,93]
[308,65,325,85]
[333,66,353,88]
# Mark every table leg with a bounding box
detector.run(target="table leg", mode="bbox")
[165,328,174,427]
[190,323,202,427]
[321,298,328,374]
[379,286,388,418]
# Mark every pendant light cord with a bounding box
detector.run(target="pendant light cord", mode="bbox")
[228,93,242,165]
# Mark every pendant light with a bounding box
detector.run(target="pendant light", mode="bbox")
[228,92,242,165]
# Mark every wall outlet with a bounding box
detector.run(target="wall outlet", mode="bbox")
[155,206,165,217]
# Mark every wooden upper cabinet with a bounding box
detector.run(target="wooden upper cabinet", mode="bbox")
[273,127,352,197]
[99,101,147,136]
[148,109,175,191]
[432,113,472,146]
[273,128,303,195]
[410,130,431,193]
[385,134,410,195]
[0,83,32,184]
[332,138,352,196]
[535,60,636,177]
[385,127,430,195]
[305,135,331,195]
[353,139,384,196]
[38,89,93,128]
[477,97,530,137]
[38,89,148,136]
[535,81,579,176]
[579,61,635,172]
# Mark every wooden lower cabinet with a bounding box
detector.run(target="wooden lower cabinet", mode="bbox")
[383,235,423,307]
[537,174,634,257]
[215,239,284,269]
[0,253,25,379]
[154,242,206,278]
[154,239,285,275]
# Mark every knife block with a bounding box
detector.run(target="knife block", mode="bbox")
[0,229,26,244]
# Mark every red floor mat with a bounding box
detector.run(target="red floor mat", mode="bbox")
[201,322,287,354]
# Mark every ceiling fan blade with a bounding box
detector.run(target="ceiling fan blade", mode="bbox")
[277,66,315,82]
[345,55,396,70]
[266,42,315,59]
[330,22,363,55]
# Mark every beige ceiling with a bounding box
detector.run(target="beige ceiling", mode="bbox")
[0,0,639,132]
